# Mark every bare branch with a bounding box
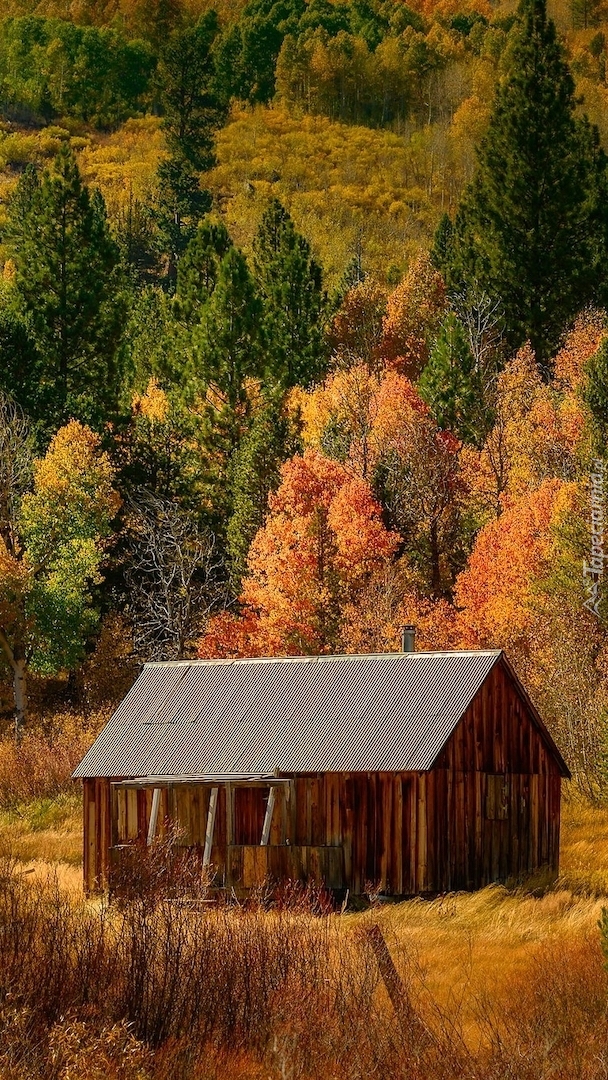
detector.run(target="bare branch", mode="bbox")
[450,285,504,381]
[124,491,227,662]
[0,392,33,556]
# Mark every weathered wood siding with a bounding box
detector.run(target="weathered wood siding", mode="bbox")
[83,776,113,893]
[82,659,563,896]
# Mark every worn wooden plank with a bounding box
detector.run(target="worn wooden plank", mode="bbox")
[417,774,427,892]
[408,775,417,895]
[127,788,139,841]
[394,775,403,895]
[116,787,126,843]
[91,783,99,890]
[260,786,276,846]
[84,781,95,892]
[203,787,218,867]
[288,779,296,845]
[147,788,161,846]
[311,776,321,846]
[225,782,234,846]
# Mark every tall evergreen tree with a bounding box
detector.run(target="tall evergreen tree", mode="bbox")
[6,144,125,436]
[253,198,327,388]
[226,391,294,586]
[155,156,213,282]
[176,219,233,322]
[569,0,605,29]
[0,304,44,443]
[195,246,264,411]
[155,13,228,278]
[418,313,483,445]
[436,0,608,372]
[158,12,227,172]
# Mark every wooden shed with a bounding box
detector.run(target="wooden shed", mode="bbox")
[73,648,570,896]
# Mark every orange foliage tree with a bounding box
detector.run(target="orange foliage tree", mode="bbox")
[328,280,387,369]
[455,479,571,650]
[379,252,447,379]
[340,562,461,655]
[199,449,398,657]
[455,476,608,792]
[296,366,464,596]
[460,325,601,525]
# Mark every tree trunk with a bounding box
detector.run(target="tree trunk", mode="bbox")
[0,629,29,743]
[13,652,28,744]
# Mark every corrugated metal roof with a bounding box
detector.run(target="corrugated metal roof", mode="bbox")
[73,650,507,778]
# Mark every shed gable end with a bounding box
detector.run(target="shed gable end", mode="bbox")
[433,659,565,776]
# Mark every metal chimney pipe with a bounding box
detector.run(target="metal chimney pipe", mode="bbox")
[401,625,416,653]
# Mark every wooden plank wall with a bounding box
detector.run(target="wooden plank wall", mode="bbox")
[83,777,113,893]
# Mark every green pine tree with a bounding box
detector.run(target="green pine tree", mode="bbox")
[0,301,45,445]
[570,0,604,29]
[158,13,227,172]
[122,285,190,398]
[6,144,125,436]
[253,198,327,388]
[195,246,264,412]
[429,213,454,279]
[418,312,483,445]
[438,0,608,372]
[155,156,213,282]
[176,219,233,322]
[154,13,228,279]
[226,391,294,586]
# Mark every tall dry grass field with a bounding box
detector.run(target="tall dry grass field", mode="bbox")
[1,855,607,1080]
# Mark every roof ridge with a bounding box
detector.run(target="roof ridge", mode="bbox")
[144,650,503,668]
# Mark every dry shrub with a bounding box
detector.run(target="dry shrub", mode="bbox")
[0,712,106,806]
[109,828,215,907]
[49,1021,152,1080]
[0,857,464,1080]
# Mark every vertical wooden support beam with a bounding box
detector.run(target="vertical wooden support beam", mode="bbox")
[147,787,161,847]
[261,786,276,846]
[288,779,296,844]
[279,784,287,844]
[225,782,234,888]
[226,783,234,845]
[110,783,118,850]
[203,786,218,867]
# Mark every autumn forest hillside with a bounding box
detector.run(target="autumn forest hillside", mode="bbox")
[0,0,607,819]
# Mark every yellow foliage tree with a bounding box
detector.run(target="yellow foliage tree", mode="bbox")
[0,412,119,736]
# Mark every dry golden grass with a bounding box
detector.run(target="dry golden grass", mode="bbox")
[559,795,608,894]
[0,795,608,1079]
[0,711,107,806]
[351,795,608,1050]
[0,789,82,887]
